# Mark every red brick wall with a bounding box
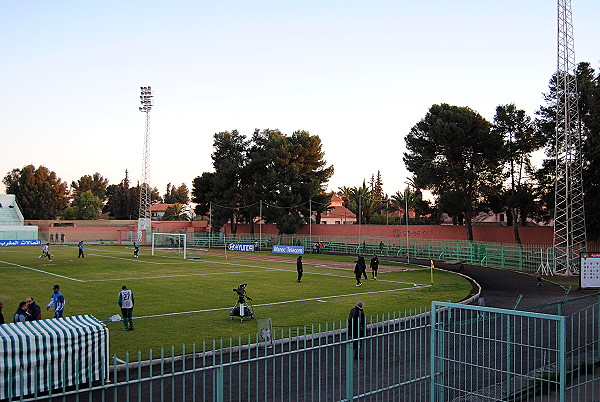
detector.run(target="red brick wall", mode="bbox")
[225,224,555,245]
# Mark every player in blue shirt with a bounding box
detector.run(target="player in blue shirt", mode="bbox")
[78,241,85,258]
[133,242,139,258]
[46,284,66,318]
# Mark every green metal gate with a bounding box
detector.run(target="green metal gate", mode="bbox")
[430,302,566,401]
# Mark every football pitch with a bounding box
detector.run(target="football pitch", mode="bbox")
[0,245,472,359]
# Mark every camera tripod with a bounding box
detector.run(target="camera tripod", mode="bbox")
[229,295,255,322]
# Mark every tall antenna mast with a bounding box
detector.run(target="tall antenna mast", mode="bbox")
[137,86,153,244]
[553,0,586,274]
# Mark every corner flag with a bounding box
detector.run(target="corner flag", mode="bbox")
[430,260,434,285]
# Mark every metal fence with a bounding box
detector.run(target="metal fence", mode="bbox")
[8,296,600,401]
[12,309,433,401]
[187,232,600,273]
[431,302,567,401]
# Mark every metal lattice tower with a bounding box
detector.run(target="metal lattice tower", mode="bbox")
[553,0,586,275]
[138,86,153,221]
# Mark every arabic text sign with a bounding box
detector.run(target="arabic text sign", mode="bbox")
[0,240,42,247]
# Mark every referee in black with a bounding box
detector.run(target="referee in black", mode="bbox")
[296,255,303,283]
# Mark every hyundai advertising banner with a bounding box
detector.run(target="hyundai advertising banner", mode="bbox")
[271,245,305,255]
[0,240,41,247]
[227,243,256,252]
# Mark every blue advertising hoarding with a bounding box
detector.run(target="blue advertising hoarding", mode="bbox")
[0,240,41,247]
[227,243,256,252]
[271,245,305,255]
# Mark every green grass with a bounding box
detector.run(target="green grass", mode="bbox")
[0,245,472,359]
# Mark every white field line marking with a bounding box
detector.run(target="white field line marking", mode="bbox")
[134,284,431,320]
[0,260,84,282]
[86,270,266,282]
[85,252,427,286]
[194,258,424,286]
[87,253,184,265]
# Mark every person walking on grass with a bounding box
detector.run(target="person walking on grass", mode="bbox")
[354,259,363,287]
[370,255,379,279]
[118,285,135,331]
[133,242,139,258]
[296,255,303,283]
[46,284,65,318]
[358,255,368,280]
[78,241,85,258]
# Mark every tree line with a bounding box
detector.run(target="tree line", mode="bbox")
[3,62,600,242]
[2,168,191,221]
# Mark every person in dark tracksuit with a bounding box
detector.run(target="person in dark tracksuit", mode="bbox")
[354,259,363,287]
[296,256,303,282]
[78,241,85,258]
[370,255,379,279]
[358,255,368,280]
[348,301,365,359]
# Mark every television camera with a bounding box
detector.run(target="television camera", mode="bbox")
[233,283,252,303]
[230,283,254,321]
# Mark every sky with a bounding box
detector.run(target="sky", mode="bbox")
[1,1,599,199]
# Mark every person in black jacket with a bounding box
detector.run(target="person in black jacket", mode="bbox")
[359,255,368,280]
[296,256,303,283]
[14,301,30,323]
[370,255,379,280]
[348,301,365,359]
[0,300,5,324]
[26,297,42,320]
[354,259,363,286]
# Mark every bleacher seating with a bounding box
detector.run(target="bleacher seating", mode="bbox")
[0,194,24,226]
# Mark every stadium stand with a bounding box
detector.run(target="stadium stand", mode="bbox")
[0,194,37,241]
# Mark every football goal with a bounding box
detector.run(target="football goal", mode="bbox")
[151,233,187,259]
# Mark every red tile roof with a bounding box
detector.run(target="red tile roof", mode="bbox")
[324,205,356,218]
[148,203,174,212]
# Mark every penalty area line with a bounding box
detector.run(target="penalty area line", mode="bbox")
[0,260,83,282]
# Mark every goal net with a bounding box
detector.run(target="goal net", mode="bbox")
[151,233,187,259]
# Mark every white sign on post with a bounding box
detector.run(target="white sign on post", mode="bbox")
[580,253,600,289]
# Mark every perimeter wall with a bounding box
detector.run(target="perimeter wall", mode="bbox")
[225,223,555,245]
[26,219,586,246]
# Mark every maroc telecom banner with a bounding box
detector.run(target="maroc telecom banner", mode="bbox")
[0,240,41,247]
[227,243,256,252]
[581,252,600,288]
[271,245,305,255]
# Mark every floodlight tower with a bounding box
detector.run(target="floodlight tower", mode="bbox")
[553,0,586,275]
[137,86,153,244]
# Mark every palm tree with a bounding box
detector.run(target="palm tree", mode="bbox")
[312,193,334,224]
[390,186,419,224]
[337,186,353,209]
[162,203,191,221]
[348,181,380,224]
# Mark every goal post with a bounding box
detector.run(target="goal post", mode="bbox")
[151,233,187,259]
